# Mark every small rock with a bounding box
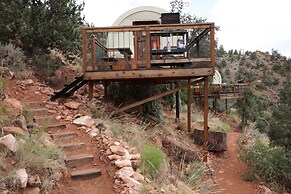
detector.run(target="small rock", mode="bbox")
[115,160,132,168]
[21,79,34,86]
[259,185,273,194]
[125,177,142,190]
[114,141,120,146]
[132,172,144,182]
[110,145,126,156]
[13,115,27,131]
[0,66,14,79]
[16,169,28,188]
[122,150,131,160]
[105,149,112,155]
[130,154,141,160]
[115,167,135,179]
[64,102,81,110]
[0,134,18,152]
[65,116,73,121]
[73,116,95,127]
[108,154,121,161]
[28,174,41,187]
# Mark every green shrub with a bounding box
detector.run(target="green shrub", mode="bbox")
[239,140,291,190]
[220,59,227,68]
[140,144,165,174]
[272,63,281,71]
[33,53,62,77]
[0,102,8,128]
[250,52,257,60]
[14,134,65,190]
[185,162,206,186]
[15,135,64,173]
[0,43,33,79]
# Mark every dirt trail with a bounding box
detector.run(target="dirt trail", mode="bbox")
[213,131,257,194]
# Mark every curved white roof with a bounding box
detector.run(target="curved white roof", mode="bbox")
[113,6,167,26]
[213,70,222,85]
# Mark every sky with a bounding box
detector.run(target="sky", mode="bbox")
[78,0,291,58]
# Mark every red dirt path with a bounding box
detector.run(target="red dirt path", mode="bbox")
[213,131,258,194]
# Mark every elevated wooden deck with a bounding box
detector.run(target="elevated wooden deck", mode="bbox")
[80,22,216,162]
[193,84,247,99]
[82,23,215,82]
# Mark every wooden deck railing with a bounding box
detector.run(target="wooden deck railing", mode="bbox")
[193,83,248,99]
[82,23,215,73]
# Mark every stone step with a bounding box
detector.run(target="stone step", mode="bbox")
[51,131,76,140]
[47,124,66,131]
[24,108,48,117]
[22,102,43,109]
[65,154,94,168]
[71,168,101,179]
[58,142,85,151]
[35,115,56,126]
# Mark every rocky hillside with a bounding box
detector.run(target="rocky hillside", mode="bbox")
[216,49,291,101]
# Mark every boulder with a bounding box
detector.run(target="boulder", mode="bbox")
[73,116,95,127]
[3,126,26,136]
[3,98,23,117]
[193,129,227,152]
[162,136,201,163]
[64,102,81,110]
[0,134,18,152]
[16,169,28,188]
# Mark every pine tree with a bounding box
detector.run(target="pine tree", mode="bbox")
[268,81,291,149]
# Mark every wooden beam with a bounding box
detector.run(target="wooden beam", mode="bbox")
[91,36,96,71]
[84,68,213,81]
[203,76,209,162]
[176,82,180,120]
[83,23,214,33]
[145,26,151,69]
[93,36,107,52]
[82,29,88,73]
[151,58,211,64]
[188,28,210,49]
[112,78,204,115]
[187,79,192,132]
[88,81,94,100]
[210,24,215,74]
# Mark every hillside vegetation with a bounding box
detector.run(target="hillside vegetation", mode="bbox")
[216,47,291,191]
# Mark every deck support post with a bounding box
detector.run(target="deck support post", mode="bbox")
[175,82,180,121]
[225,98,228,113]
[187,79,192,132]
[203,76,209,162]
[104,81,109,100]
[213,98,217,114]
[88,81,94,100]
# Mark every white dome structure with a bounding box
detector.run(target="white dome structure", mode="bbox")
[212,70,222,85]
[112,6,167,26]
